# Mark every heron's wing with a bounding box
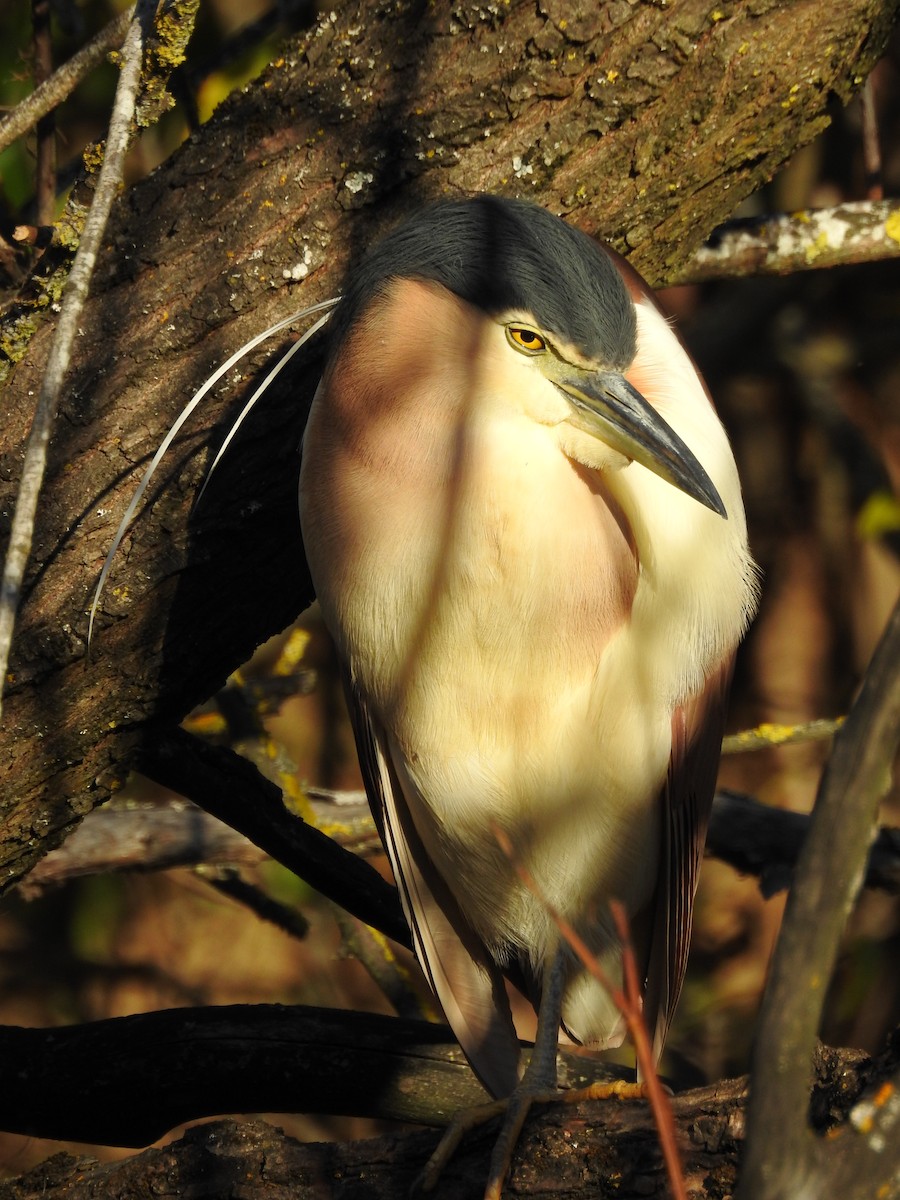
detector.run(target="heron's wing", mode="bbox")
[643,663,733,1061]
[343,674,521,1099]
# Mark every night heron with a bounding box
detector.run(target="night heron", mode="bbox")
[91,192,756,1194]
[298,196,758,1192]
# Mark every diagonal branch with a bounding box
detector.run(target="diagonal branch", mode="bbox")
[737,595,900,1200]
[0,2,150,718]
[136,727,410,947]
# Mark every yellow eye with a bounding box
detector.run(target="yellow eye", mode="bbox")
[507,326,547,355]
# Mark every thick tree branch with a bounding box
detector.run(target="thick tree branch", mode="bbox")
[2,1110,741,1200]
[0,1007,500,1143]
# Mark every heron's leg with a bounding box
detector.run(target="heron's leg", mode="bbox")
[416,945,567,1200]
[481,943,567,1199]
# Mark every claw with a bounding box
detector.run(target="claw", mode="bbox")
[414,1097,507,1194]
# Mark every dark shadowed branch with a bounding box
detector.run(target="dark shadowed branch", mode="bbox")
[136,727,410,946]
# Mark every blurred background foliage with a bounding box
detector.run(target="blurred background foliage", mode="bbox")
[0,0,304,218]
[1,0,900,1181]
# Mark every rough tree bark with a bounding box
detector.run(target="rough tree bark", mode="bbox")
[0,1107,754,1200]
[1,0,896,889]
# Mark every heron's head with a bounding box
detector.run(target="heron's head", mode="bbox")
[328,196,726,518]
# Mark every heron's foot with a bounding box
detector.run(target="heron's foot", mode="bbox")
[416,1078,647,1200]
[414,1085,558,1200]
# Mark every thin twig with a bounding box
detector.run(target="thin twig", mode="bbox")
[610,901,687,1200]
[0,3,148,720]
[329,903,426,1020]
[722,716,843,754]
[0,5,136,156]
[861,77,883,202]
[196,865,311,940]
[31,0,56,226]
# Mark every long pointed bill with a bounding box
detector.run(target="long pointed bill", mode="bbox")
[556,368,727,518]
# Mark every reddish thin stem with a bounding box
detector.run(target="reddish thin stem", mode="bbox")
[491,822,687,1200]
[610,900,687,1200]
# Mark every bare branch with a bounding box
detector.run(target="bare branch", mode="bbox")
[738,596,900,1200]
[707,790,900,899]
[675,200,900,284]
[14,787,386,898]
[196,864,311,940]
[722,717,843,754]
[31,0,57,227]
[16,785,900,909]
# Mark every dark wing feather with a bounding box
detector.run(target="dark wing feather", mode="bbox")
[643,663,733,1061]
[343,673,521,1098]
